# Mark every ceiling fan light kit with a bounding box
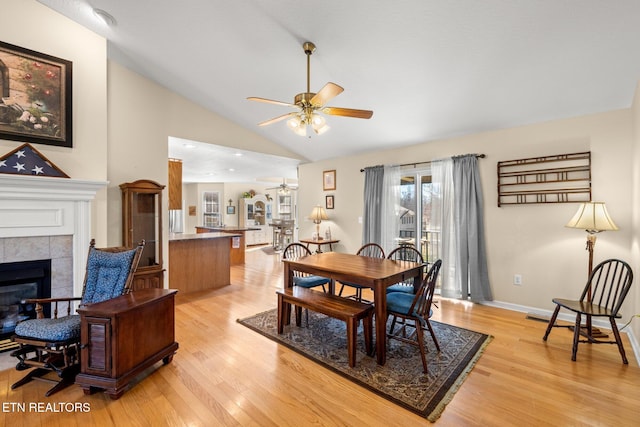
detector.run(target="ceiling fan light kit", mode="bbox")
[248,41,373,136]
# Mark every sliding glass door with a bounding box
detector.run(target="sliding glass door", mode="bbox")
[399,167,441,288]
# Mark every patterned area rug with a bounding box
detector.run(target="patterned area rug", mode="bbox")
[238,309,491,421]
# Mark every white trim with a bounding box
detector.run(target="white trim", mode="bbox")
[0,174,108,297]
[482,300,640,366]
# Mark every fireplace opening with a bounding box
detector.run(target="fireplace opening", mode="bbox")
[0,259,52,351]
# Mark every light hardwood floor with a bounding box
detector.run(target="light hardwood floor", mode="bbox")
[1,247,638,426]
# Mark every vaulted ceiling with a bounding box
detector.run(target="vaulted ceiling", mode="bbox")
[39,1,640,168]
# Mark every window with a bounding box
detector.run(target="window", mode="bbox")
[202,191,220,226]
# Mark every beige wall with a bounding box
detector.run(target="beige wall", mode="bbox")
[1,0,109,244]
[106,62,303,284]
[630,81,640,347]
[299,109,635,321]
[183,182,279,233]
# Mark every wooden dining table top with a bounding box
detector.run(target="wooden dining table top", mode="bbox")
[282,251,424,366]
[283,251,422,286]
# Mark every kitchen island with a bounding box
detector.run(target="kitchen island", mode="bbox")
[169,232,240,293]
[195,226,259,265]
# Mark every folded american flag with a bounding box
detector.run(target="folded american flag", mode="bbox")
[0,143,69,177]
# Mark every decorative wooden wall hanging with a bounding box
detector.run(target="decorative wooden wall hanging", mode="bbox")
[168,158,182,210]
[497,152,591,207]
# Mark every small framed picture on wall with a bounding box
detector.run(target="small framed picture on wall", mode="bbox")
[323,170,336,191]
[227,206,236,214]
[326,195,334,209]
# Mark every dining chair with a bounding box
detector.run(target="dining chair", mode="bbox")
[386,259,442,373]
[543,258,633,363]
[337,243,385,302]
[282,243,330,325]
[11,239,144,396]
[386,244,425,294]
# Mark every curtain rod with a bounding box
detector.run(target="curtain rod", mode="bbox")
[359,153,485,172]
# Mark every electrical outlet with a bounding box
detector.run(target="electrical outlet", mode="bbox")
[514,274,522,285]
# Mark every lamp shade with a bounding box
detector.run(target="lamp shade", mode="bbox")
[309,205,328,223]
[565,202,618,233]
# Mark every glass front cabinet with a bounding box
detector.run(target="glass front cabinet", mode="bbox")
[239,195,272,245]
[120,179,165,290]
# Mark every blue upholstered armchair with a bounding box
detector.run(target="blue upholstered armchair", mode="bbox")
[10,239,144,396]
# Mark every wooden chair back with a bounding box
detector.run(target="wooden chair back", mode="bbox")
[282,243,313,278]
[582,259,633,316]
[387,245,424,291]
[411,260,442,318]
[356,243,385,258]
[387,244,424,263]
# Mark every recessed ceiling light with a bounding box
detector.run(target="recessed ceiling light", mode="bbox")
[228,168,235,172]
[183,143,195,148]
[234,153,243,157]
[93,8,117,27]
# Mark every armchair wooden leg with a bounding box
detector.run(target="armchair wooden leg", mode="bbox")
[415,321,428,373]
[426,319,440,351]
[543,305,561,341]
[44,365,80,397]
[571,314,581,361]
[609,318,628,364]
[11,367,49,390]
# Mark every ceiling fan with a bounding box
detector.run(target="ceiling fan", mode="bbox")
[248,41,373,136]
[266,178,298,193]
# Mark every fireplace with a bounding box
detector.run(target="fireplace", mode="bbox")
[0,259,52,344]
[0,174,107,299]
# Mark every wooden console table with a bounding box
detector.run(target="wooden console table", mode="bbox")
[299,238,340,253]
[75,288,179,399]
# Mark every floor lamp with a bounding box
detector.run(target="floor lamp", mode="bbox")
[565,201,618,335]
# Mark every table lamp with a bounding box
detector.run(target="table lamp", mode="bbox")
[309,205,328,240]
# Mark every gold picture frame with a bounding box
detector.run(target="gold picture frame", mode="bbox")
[323,170,336,191]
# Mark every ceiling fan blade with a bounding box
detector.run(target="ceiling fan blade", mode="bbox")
[321,106,373,119]
[258,112,298,126]
[247,97,297,108]
[310,82,344,107]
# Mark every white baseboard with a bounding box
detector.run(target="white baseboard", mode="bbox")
[481,300,640,366]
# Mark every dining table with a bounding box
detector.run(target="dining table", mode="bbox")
[282,251,423,365]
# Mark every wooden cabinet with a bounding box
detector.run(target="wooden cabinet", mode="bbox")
[75,289,179,399]
[120,180,165,290]
[239,195,271,245]
[169,234,233,293]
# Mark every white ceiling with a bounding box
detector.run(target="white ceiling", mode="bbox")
[38,1,640,178]
[168,137,299,184]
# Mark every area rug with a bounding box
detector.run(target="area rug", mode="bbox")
[237,309,492,422]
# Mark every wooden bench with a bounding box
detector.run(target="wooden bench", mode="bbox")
[276,287,374,367]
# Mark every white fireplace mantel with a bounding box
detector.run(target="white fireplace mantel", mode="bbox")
[0,174,108,296]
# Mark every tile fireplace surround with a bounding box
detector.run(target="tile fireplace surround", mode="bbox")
[0,174,107,303]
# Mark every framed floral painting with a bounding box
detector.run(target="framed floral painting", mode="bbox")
[0,41,72,148]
